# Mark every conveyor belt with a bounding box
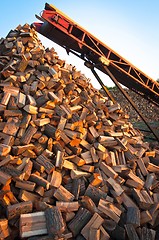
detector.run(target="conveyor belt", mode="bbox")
[34,3,159,107]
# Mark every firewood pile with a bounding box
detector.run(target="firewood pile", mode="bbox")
[109,88,159,123]
[0,24,159,240]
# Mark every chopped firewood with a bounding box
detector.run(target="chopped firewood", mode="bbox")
[127,170,144,188]
[62,159,77,170]
[3,117,20,136]
[81,151,93,164]
[80,139,92,150]
[0,219,9,239]
[36,154,55,174]
[54,185,75,202]
[81,213,104,239]
[141,227,156,240]
[85,184,107,205]
[23,105,38,114]
[0,170,11,185]
[147,162,159,173]
[144,173,156,190]
[126,207,140,227]
[3,86,19,96]
[34,118,50,126]
[132,189,154,210]
[55,150,64,169]
[1,92,11,106]
[107,177,124,196]
[136,158,148,176]
[71,169,91,179]
[125,224,139,240]
[0,144,11,156]
[50,170,62,188]
[12,144,34,155]
[56,201,79,212]
[70,155,86,166]
[20,125,37,145]
[98,199,121,223]
[45,207,65,237]
[0,23,159,240]
[68,207,92,237]
[23,159,33,180]
[18,190,40,202]
[100,226,110,240]
[7,201,33,220]
[29,173,50,190]
[15,179,36,192]
[20,212,47,238]
[17,92,26,108]
[89,126,100,138]
[100,161,118,179]
[140,210,152,225]
[79,164,95,173]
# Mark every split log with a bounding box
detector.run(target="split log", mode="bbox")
[68,207,92,237]
[45,207,65,237]
[20,212,47,238]
[7,201,33,220]
[0,219,9,239]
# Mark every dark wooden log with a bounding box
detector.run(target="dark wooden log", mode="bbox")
[36,154,55,174]
[45,207,65,237]
[29,173,50,190]
[68,207,92,237]
[126,207,140,228]
[44,124,56,138]
[111,225,125,240]
[125,224,140,240]
[20,125,37,145]
[84,184,107,205]
[7,201,33,220]
[72,178,81,200]
[141,227,156,240]
[80,196,98,214]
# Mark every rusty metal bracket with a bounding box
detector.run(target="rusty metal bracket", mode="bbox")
[89,67,116,104]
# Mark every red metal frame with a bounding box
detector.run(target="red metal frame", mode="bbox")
[34,3,159,106]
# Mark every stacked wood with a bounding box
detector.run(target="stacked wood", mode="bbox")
[0,24,159,240]
[109,88,159,124]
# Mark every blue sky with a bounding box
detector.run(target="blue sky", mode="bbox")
[0,0,159,88]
